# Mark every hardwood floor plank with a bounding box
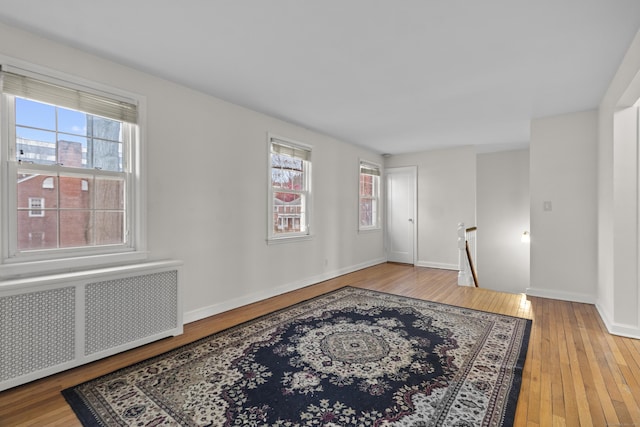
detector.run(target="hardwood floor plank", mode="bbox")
[526,295,543,426]
[617,338,640,425]
[548,299,567,427]
[571,303,609,427]
[553,300,579,427]
[582,305,636,426]
[574,303,622,426]
[560,300,595,427]
[624,338,640,389]
[1,263,640,426]
[538,298,554,427]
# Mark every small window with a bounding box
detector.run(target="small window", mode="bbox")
[42,177,54,189]
[359,161,381,230]
[268,135,312,241]
[28,197,44,217]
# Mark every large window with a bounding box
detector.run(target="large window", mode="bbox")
[359,161,381,230]
[1,64,144,275]
[268,136,312,241]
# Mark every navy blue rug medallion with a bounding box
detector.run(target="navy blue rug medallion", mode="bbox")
[62,287,531,426]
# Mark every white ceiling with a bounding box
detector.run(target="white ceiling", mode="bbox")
[1,1,639,154]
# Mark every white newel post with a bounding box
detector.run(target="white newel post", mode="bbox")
[457,223,472,286]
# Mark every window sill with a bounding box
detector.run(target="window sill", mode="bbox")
[0,250,149,280]
[266,234,314,245]
[358,227,382,234]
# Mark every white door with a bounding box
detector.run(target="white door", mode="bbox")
[386,166,417,264]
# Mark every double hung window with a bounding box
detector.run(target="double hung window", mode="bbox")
[359,161,381,230]
[268,136,311,241]
[1,65,142,274]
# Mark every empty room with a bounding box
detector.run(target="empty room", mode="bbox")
[1,1,640,426]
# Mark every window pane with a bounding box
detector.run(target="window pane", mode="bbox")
[59,175,92,209]
[360,173,379,198]
[271,154,303,189]
[273,192,305,234]
[360,199,374,227]
[359,170,379,229]
[57,107,87,136]
[59,210,93,248]
[88,116,122,142]
[15,97,55,129]
[360,174,373,196]
[92,139,123,172]
[17,209,58,251]
[58,136,87,168]
[372,175,379,195]
[95,177,125,210]
[60,210,124,248]
[272,168,303,190]
[95,211,124,245]
[17,172,57,209]
[16,128,56,164]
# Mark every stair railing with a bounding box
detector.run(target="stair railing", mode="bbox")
[458,223,478,287]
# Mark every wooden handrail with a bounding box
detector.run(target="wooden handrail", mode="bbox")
[458,223,478,287]
[465,240,479,287]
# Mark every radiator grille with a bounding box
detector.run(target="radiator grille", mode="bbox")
[85,271,178,355]
[0,287,75,382]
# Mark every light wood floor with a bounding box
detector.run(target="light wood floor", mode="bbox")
[1,263,640,426]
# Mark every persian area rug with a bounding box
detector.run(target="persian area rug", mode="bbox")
[63,287,532,426]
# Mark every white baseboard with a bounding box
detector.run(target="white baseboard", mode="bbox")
[183,257,387,324]
[415,261,459,270]
[525,287,596,304]
[595,304,640,339]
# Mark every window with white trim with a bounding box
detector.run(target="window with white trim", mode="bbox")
[1,64,143,274]
[359,161,381,230]
[28,197,44,217]
[268,136,312,241]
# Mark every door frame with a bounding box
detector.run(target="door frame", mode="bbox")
[384,166,418,265]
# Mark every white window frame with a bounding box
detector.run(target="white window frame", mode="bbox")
[358,159,382,231]
[267,134,312,243]
[0,58,147,278]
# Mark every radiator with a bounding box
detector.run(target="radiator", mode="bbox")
[0,260,182,391]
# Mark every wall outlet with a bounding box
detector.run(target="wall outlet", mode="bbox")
[543,201,552,211]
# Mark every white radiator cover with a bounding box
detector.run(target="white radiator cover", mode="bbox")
[0,260,183,391]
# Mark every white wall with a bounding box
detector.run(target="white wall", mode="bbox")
[385,146,476,269]
[598,28,640,338]
[0,22,386,322]
[528,110,598,303]
[476,149,530,294]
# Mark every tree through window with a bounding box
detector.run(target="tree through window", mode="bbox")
[269,136,311,240]
[359,161,381,230]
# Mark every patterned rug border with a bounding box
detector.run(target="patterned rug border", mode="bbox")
[62,286,533,426]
